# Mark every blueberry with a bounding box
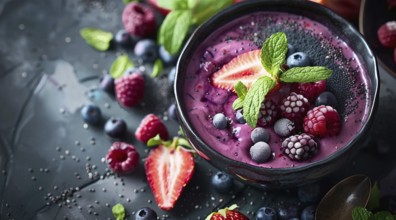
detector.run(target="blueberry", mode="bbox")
[297,183,321,203]
[104,118,127,139]
[278,204,300,220]
[300,205,315,220]
[256,206,278,220]
[81,104,102,125]
[99,74,114,95]
[289,218,300,220]
[168,66,176,83]
[274,118,295,137]
[213,113,228,129]
[315,91,338,108]
[114,29,132,46]
[124,67,143,76]
[251,127,270,143]
[159,45,177,65]
[287,44,296,58]
[250,142,272,163]
[287,52,311,68]
[211,171,233,194]
[134,39,158,63]
[135,207,157,220]
[167,103,178,121]
[236,109,246,124]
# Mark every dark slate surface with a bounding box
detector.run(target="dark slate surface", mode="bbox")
[1,0,396,219]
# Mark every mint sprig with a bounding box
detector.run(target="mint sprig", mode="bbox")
[261,32,288,78]
[232,81,248,110]
[151,59,164,78]
[109,55,134,79]
[280,66,333,83]
[80,28,113,51]
[112,203,125,220]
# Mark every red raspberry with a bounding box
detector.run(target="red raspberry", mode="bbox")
[106,142,140,174]
[257,99,278,127]
[279,92,310,125]
[122,2,156,38]
[115,73,145,108]
[291,80,326,103]
[377,21,396,48]
[303,105,341,137]
[135,114,169,143]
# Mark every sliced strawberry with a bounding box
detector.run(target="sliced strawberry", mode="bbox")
[211,49,273,92]
[145,145,194,210]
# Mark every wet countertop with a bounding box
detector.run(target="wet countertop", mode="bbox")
[1,0,396,219]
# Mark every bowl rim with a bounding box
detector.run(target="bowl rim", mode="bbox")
[175,0,379,175]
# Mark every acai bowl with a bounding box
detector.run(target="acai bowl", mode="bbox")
[175,0,379,188]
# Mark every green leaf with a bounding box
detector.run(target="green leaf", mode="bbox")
[177,138,192,149]
[232,98,244,110]
[157,0,189,10]
[243,76,276,127]
[232,81,247,110]
[122,0,138,4]
[151,59,164,78]
[109,55,134,79]
[190,0,232,25]
[147,134,162,147]
[280,66,333,83]
[261,32,288,78]
[80,28,113,51]
[367,182,381,211]
[353,207,372,220]
[370,211,395,220]
[158,10,192,55]
[112,203,125,220]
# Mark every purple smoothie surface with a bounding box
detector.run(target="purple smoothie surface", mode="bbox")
[182,12,372,168]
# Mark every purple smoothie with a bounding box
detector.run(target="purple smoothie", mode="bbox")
[182,12,372,168]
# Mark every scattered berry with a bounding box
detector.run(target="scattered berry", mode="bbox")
[277,203,301,220]
[211,171,234,194]
[81,104,102,125]
[114,29,131,46]
[315,91,338,108]
[159,45,177,65]
[281,133,318,161]
[300,205,315,220]
[274,118,296,137]
[250,142,272,163]
[235,109,246,124]
[167,103,178,121]
[256,206,278,220]
[104,118,127,139]
[303,105,341,137]
[99,74,115,95]
[287,52,311,68]
[257,99,278,127]
[292,80,326,103]
[287,43,296,58]
[251,127,270,143]
[297,183,322,203]
[115,73,145,108]
[377,21,396,48]
[122,2,156,38]
[207,205,249,220]
[134,39,159,63]
[135,114,169,143]
[279,92,310,125]
[135,207,158,220]
[106,142,139,174]
[213,113,228,129]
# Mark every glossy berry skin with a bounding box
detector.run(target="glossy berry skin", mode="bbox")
[104,118,127,139]
[81,104,102,125]
[211,171,234,194]
[251,127,270,143]
[236,109,246,124]
[287,43,296,58]
[135,207,157,220]
[99,74,115,95]
[134,39,159,63]
[250,142,272,163]
[115,73,145,108]
[256,206,278,220]
[159,45,177,65]
[315,91,338,108]
[122,2,156,38]
[106,142,139,174]
[303,105,341,137]
[292,80,326,103]
[300,206,315,220]
[213,113,228,129]
[281,133,318,161]
[114,29,131,46]
[135,114,169,143]
[274,118,295,137]
[277,204,300,220]
[287,52,311,68]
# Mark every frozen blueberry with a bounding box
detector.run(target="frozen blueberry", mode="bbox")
[274,118,295,137]
[250,142,272,163]
[81,104,102,125]
[297,183,321,203]
[124,67,143,76]
[300,205,315,220]
[287,52,311,68]
[287,43,296,58]
[104,118,127,139]
[289,218,300,220]
[211,171,233,194]
[236,109,246,124]
[256,206,278,220]
[168,66,176,83]
[251,127,270,143]
[135,207,157,220]
[315,91,338,108]
[167,103,178,121]
[134,39,158,63]
[278,204,300,220]
[114,29,132,46]
[159,45,177,65]
[99,74,114,95]
[213,113,228,129]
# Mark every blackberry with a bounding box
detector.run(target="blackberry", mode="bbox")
[279,92,310,125]
[257,99,278,127]
[281,133,318,161]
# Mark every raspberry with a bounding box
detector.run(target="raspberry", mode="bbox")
[257,99,278,127]
[279,92,310,125]
[106,142,140,174]
[135,114,169,143]
[291,80,326,103]
[303,105,341,137]
[281,133,318,161]
[115,73,145,108]
[122,2,156,38]
[377,21,396,48]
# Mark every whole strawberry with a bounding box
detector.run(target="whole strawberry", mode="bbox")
[377,21,396,48]
[122,2,156,38]
[115,73,144,108]
[206,205,249,220]
[135,114,169,143]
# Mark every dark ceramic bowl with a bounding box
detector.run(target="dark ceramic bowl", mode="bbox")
[175,0,379,189]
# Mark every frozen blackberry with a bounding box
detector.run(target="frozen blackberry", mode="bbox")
[281,133,318,161]
[279,92,310,125]
[274,118,295,137]
[257,99,278,127]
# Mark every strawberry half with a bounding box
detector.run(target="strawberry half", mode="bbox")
[145,144,194,210]
[211,49,273,92]
[206,204,249,220]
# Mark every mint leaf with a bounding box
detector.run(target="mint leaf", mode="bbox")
[190,0,232,25]
[370,211,395,220]
[158,10,192,55]
[109,55,134,79]
[367,182,381,210]
[112,203,125,220]
[147,134,162,147]
[232,81,247,110]
[151,59,164,78]
[353,207,372,220]
[243,76,276,127]
[280,66,333,83]
[232,98,244,110]
[80,28,113,51]
[261,32,288,78]
[157,0,189,10]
